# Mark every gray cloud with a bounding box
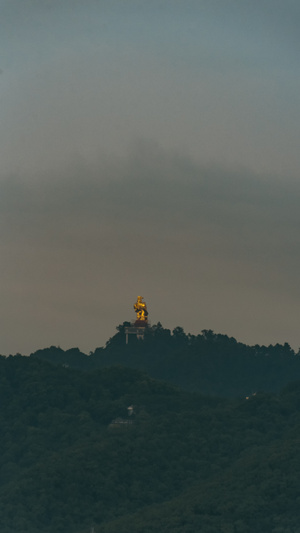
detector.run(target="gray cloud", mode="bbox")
[1,1,300,355]
[1,142,300,354]
[2,140,299,242]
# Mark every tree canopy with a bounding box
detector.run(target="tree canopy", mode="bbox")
[1,351,300,532]
[31,323,300,397]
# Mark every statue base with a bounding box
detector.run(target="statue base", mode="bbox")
[125,322,150,344]
[134,320,148,327]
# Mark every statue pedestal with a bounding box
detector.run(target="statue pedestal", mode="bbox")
[134,319,148,327]
[125,323,149,344]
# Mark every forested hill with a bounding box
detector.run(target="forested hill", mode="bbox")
[30,323,300,397]
[1,354,300,532]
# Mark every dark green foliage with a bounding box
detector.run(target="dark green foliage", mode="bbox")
[31,324,300,397]
[1,353,300,532]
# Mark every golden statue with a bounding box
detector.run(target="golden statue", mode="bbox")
[134,296,148,325]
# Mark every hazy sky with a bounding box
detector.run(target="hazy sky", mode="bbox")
[1,0,300,355]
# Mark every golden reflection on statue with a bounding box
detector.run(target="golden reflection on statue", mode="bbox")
[134,296,148,326]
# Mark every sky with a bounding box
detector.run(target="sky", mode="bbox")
[1,0,300,355]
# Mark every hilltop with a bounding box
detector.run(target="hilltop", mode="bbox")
[30,322,300,397]
[2,325,300,531]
